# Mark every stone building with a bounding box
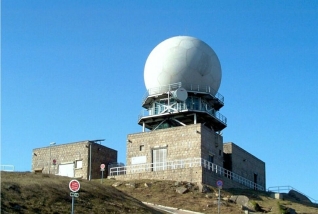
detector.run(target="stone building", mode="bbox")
[223,142,266,188]
[108,36,266,191]
[109,124,265,190]
[32,140,117,180]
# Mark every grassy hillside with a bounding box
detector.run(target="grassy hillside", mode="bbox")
[1,172,318,214]
[1,172,162,214]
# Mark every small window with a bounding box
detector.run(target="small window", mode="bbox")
[140,145,144,151]
[76,160,82,169]
[219,150,222,156]
[209,155,214,163]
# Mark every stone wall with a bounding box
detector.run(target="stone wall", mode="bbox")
[111,124,266,190]
[90,143,117,179]
[126,124,222,166]
[223,142,266,189]
[200,125,224,166]
[32,141,117,179]
[109,166,203,183]
[109,166,258,190]
[202,168,257,189]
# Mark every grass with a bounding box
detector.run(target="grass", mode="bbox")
[1,172,163,214]
[1,172,318,213]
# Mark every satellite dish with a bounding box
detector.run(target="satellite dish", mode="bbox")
[172,87,188,102]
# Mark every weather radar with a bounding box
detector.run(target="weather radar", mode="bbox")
[139,36,226,132]
[144,36,222,96]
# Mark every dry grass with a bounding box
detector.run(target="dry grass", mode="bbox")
[113,180,318,214]
[1,172,163,214]
[1,172,318,214]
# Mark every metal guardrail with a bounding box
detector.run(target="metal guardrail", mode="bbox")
[268,186,318,204]
[109,158,264,191]
[1,165,15,171]
[142,82,224,105]
[138,102,227,125]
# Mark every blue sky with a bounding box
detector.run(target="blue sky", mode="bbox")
[2,1,318,200]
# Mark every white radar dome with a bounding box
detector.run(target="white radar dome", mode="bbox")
[144,36,222,95]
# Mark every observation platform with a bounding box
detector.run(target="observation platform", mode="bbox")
[142,83,224,110]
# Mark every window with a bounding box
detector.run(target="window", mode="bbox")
[152,148,167,171]
[140,145,144,151]
[75,160,82,169]
[209,155,214,163]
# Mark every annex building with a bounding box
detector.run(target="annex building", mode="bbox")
[32,140,117,180]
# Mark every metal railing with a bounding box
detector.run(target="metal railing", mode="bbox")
[138,102,227,125]
[109,158,264,191]
[1,165,15,171]
[268,186,318,204]
[142,82,224,105]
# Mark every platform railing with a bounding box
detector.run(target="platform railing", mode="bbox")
[267,186,318,204]
[1,165,15,171]
[138,104,227,125]
[142,82,224,105]
[109,158,264,191]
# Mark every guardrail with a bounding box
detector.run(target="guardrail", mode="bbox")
[142,82,224,105]
[109,158,264,191]
[138,102,227,125]
[1,165,15,171]
[268,186,318,204]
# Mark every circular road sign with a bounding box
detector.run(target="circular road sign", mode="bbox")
[100,164,105,169]
[69,180,80,192]
[216,180,223,187]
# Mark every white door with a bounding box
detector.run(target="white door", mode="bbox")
[152,148,167,171]
[58,163,74,177]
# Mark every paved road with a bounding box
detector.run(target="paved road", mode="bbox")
[143,202,204,214]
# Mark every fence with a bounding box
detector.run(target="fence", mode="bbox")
[109,158,264,191]
[268,186,317,204]
[1,165,15,171]
[142,82,224,105]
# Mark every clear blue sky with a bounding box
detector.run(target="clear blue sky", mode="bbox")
[2,1,318,200]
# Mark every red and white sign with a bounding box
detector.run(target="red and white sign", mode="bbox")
[100,164,105,169]
[69,180,80,192]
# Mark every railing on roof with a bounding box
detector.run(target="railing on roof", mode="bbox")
[268,186,318,204]
[1,165,15,172]
[109,158,264,191]
[142,82,224,105]
[138,103,227,125]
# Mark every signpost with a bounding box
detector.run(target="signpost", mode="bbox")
[216,180,223,214]
[69,180,80,214]
[100,164,105,183]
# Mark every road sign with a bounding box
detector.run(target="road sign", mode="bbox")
[69,180,80,192]
[70,192,79,197]
[216,180,223,187]
[100,164,105,169]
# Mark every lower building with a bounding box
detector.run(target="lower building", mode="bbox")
[109,124,266,190]
[32,140,117,180]
[223,142,266,189]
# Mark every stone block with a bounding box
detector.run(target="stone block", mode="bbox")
[176,187,188,194]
